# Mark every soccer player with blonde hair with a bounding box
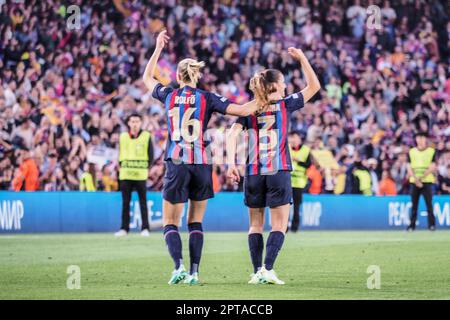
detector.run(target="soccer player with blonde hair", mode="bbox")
[143,30,258,285]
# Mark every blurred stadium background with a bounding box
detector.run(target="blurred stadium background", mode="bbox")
[0,0,450,300]
[0,0,448,195]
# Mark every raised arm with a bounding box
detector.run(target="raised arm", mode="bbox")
[287,47,321,103]
[142,30,170,93]
[226,99,259,117]
[226,122,244,183]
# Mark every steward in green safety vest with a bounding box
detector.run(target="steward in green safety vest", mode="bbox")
[352,161,372,196]
[290,145,311,189]
[119,130,153,181]
[288,131,312,232]
[116,113,154,236]
[406,132,437,231]
[408,147,436,184]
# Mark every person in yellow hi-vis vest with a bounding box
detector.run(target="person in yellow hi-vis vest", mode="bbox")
[406,132,436,231]
[115,113,154,237]
[352,159,372,196]
[288,132,311,232]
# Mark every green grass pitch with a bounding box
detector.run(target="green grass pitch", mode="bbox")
[1,231,449,300]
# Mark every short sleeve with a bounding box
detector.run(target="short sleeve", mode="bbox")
[206,92,231,115]
[432,150,437,162]
[284,92,305,112]
[152,83,174,104]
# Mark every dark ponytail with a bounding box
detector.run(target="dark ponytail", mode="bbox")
[249,69,282,108]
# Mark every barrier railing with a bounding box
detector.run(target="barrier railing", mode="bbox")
[0,192,449,233]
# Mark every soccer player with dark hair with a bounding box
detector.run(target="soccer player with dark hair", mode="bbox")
[407,132,437,231]
[142,30,259,285]
[227,47,320,284]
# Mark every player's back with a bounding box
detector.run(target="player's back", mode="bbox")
[152,83,230,165]
[237,93,305,175]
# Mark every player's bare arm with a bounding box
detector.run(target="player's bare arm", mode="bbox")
[143,30,170,93]
[226,123,244,184]
[288,47,321,103]
[226,99,259,117]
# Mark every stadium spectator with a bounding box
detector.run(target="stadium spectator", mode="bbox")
[333,166,346,195]
[352,159,372,196]
[79,162,97,192]
[100,165,119,192]
[377,170,397,196]
[367,158,379,195]
[306,164,322,195]
[0,156,13,190]
[440,166,450,195]
[12,148,39,191]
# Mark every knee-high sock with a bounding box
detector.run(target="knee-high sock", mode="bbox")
[188,222,204,275]
[163,224,183,270]
[264,231,285,271]
[248,233,264,273]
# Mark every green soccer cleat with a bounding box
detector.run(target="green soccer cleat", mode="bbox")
[183,272,200,285]
[259,267,285,285]
[168,266,188,285]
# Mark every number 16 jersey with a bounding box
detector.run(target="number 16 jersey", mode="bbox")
[152,83,230,164]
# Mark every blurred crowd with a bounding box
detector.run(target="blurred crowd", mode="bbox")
[0,0,449,195]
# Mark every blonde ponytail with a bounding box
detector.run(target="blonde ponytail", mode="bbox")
[177,58,205,85]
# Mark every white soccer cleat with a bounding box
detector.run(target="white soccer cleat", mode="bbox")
[260,266,285,285]
[248,270,263,284]
[183,272,200,285]
[140,229,150,237]
[114,229,128,237]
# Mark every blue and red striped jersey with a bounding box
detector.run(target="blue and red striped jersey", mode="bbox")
[152,83,230,164]
[237,92,305,176]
